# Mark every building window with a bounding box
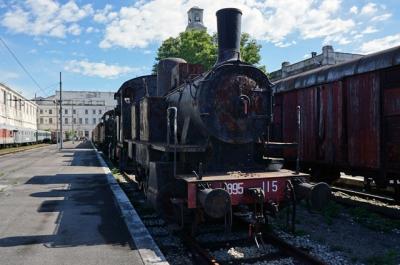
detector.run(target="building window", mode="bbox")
[73,109,76,114]
[79,118,82,124]
[40,118,43,124]
[49,118,53,124]
[2,91,5,104]
[49,109,52,114]
[92,109,96,114]
[85,118,88,124]
[14,96,17,108]
[98,109,102,114]
[65,118,68,124]
[40,109,43,114]
[73,118,76,124]
[85,109,88,115]
[93,118,96,124]
[65,109,68,114]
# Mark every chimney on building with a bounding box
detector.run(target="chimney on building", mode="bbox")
[311,52,317,58]
[322,45,334,65]
[281,61,290,78]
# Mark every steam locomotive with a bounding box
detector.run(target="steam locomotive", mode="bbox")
[93,8,330,232]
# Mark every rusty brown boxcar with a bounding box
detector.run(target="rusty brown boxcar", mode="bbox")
[272,46,400,198]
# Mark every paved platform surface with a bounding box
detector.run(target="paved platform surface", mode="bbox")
[0,141,144,265]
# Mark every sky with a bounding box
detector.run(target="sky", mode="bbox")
[0,0,399,99]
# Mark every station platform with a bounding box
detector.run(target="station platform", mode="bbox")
[0,141,162,265]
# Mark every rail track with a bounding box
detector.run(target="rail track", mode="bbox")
[331,186,397,205]
[183,230,328,265]
[329,185,400,219]
[112,168,329,265]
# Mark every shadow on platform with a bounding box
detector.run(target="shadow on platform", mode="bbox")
[0,146,134,249]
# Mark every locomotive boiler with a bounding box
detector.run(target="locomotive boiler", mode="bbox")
[104,8,331,233]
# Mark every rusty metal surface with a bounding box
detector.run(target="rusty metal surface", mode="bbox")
[316,82,345,164]
[345,72,380,169]
[114,75,157,145]
[280,91,298,158]
[298,86,317,162]
[139,97,167,142]
[157,58,187,96]
[186,177,289,208]
[382,66,400,171]
[177,169,307,182]
[167,63,272,146]
[383,88,400,116]
[131,104,139,140]
[274,45,400,92]
[171,63,204,88]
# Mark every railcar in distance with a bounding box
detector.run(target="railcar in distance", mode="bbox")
[0,125,51,147]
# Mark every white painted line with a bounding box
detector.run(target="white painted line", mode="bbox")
[92,143,169,265]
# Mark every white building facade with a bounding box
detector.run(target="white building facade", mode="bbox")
[0,83,38,130]
[35,91,115,139]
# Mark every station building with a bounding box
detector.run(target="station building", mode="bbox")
[35,91,115,139]
[269,45,364,82]
[0,82,38,130]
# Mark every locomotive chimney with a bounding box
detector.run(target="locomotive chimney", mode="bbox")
[216,8,242,64]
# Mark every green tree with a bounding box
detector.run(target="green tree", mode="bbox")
[153,30,266,73]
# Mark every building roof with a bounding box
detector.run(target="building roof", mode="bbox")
[273,45,400,93]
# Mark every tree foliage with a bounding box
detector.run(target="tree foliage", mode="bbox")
[153,30,266,73]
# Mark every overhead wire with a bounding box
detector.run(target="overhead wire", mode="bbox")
[0,37,48,97]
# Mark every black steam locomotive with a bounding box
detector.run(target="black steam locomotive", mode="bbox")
[93,8,330,232]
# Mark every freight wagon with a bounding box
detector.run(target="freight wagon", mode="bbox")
[272,46,400,199]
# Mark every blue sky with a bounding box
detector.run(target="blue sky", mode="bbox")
[0,0,399,99]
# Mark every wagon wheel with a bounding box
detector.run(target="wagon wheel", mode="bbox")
[284,180,296,234]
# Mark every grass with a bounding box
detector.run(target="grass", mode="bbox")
[0,143,49,156]
[349,207,400,232]
[366,250,399,265]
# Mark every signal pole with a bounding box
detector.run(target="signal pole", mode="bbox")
[59,72,63,149]
[72,103,74,144]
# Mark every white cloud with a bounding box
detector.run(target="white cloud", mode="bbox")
[1,0,93,38]
[371,13,392,22]
[64,59,140,79]
[360,34,400,54]
[97,0,362,49]
[67,23,81,35]
[362,26,378,34]
[360,3,378,15]
[93,4,116,24]
[349,6,358,14]
[275,40,297,48]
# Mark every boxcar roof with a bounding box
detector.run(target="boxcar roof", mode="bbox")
[273,45,400,93]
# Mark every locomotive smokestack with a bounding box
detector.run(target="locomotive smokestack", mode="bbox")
[216,8,242,64]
